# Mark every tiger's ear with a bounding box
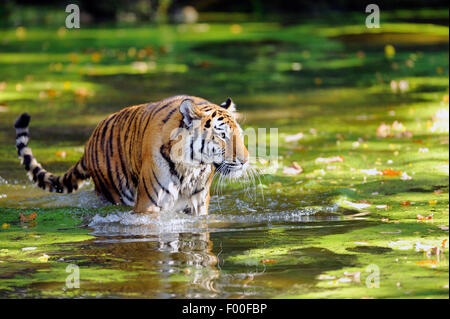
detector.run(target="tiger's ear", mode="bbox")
[220,98,236,113]
[180,99,202,127]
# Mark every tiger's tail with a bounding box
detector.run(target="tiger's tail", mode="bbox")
[14,113,90,193]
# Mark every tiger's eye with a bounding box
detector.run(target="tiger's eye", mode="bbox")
[221,133,226,138]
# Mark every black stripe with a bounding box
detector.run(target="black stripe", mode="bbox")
[23,154,32,171]
[141,107,157,143]
[116,172,134,203]
[32,167,40,174]
[142,177,158,206]
[51,176,64,193]
[16,143,26,155]
[101,116,115,156]
[102,116,124,203]
[131,175,139,188]
[37,172,46,188]
[110,111,134,203]
[73,168,88,180]
[105,147,123,203]
[200,137,206,165]
[192,188,204,195]
[63,172,73,193]
[115,123,134,201]
[190,138,194,161]
[124,108,140,166]
[16,132,28,139]
[200,138,205,154]
[14,113,30,129]
[152,170,169,194]
[152,101,173,116]
[80,158,88,172]
[107,109,126,157]
[32,166,41,182]
[90,126,115,203]
[162,108,177,123]
[160,144,181,182]
[88,128,99,182]
[95,175,115,202]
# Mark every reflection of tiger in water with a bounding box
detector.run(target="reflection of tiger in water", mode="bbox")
[14,95,249,214]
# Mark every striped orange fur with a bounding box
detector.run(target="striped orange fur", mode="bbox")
[14,95,249,214]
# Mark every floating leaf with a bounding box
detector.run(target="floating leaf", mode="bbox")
[55,151,67,158]
[16,26,27,39]
[360,168,381,176]
[38,254,49,262]
[315,156,344,164]
[318,274,336,280]
[415,259,438,265]
[382,169,402,176]
[260,259,277,264]
[417,214,433,221]
[384,44,395,59]
[91,52,102,63]
[284,132,304,143]
[400,172,413,180]
[230,24,242,34]
[20,212,37,223]
[283,162,303,175]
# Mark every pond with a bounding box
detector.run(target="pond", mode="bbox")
[0,13,448,298]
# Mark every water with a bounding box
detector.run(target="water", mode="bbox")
[1,179,365,298]
[63,204,361,298]
[0,16,448,298]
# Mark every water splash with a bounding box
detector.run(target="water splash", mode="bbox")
[88,203,340,237]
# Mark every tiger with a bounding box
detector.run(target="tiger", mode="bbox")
[14,95,249,215]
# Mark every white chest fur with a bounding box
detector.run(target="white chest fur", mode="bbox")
[162,164,212,215]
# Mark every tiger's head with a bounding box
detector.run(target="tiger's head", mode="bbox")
[174,98,249,178]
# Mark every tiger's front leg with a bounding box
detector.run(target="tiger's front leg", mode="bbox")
[183,192,209,216]
[188,176,213,216]
[196,191,210,216]
[134,161,164,214]
[134,155,181,213]
[134,176,161,214]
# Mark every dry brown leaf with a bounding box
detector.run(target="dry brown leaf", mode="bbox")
[417,214,433,221]
[400,201,411,206]
[382,169,402,176]
[260,259,277,264]
[20,212,37,223]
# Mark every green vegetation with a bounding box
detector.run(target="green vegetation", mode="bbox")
[0,9,448,298]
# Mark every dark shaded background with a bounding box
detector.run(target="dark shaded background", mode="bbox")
[1,0,449,26]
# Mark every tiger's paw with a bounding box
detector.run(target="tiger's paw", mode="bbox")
[133,206,161,214]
